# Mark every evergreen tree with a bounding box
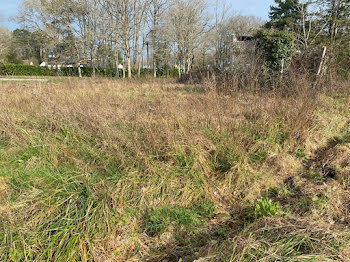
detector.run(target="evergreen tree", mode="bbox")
[266,0,302,30]
[324,0,350,42]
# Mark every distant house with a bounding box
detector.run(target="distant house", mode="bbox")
[236,36,257,42]
[40,61,62,70]
[40,57,90,70]
[227,34,257,71]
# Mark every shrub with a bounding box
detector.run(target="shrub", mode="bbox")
[0,63,9,75]
[256,29,296,72]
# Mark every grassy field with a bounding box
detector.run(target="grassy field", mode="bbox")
[0,78,350,261]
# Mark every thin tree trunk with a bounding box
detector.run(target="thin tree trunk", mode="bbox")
[138,54,142,76]
[122,52,126,78]
[115,47,119,78]
[153,62,157,78]
[73,40,82,78]
[138,18,146,77]
[91,44,96,78]
[146,42,149,69]
[128,54,132,78]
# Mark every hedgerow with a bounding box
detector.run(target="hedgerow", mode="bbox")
[0,63,180,78]
[0,63,55,76]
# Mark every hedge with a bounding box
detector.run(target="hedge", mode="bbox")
[60,66,181,78]
[0,63,55,76]
[0,63,181,78]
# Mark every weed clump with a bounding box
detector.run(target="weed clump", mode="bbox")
[252,197,281,218]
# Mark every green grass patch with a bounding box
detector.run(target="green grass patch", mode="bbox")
[143,201,215,236]
[252,197,281,218]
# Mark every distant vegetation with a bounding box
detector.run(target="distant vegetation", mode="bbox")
[0,0,348,81]
[0,63,55,76]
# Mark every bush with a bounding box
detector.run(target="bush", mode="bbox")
[0,63,9,75]
[256,29,296,72]
[332,40,350,80]
[0,64,55,76]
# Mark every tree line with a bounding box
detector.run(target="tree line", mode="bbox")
[0,0,349,78]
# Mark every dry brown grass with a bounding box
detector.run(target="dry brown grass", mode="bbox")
[0,77,350,261]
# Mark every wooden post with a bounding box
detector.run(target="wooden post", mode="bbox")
[314,46,327,88]
[317,46,327,77]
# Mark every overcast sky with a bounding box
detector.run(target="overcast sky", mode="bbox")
[0,0,275,30]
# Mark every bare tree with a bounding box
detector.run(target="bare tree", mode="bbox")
[166,0,209,74]
[18,0,65,43]
[104,0,146,78]
[147,0,168,77]
[72,0,103,77]
[0,27,12,61]
[117,0,137,78]
[103,0,123,77]
[17,0,333,77]
[18,0,77,69]
[294,1,329,49]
